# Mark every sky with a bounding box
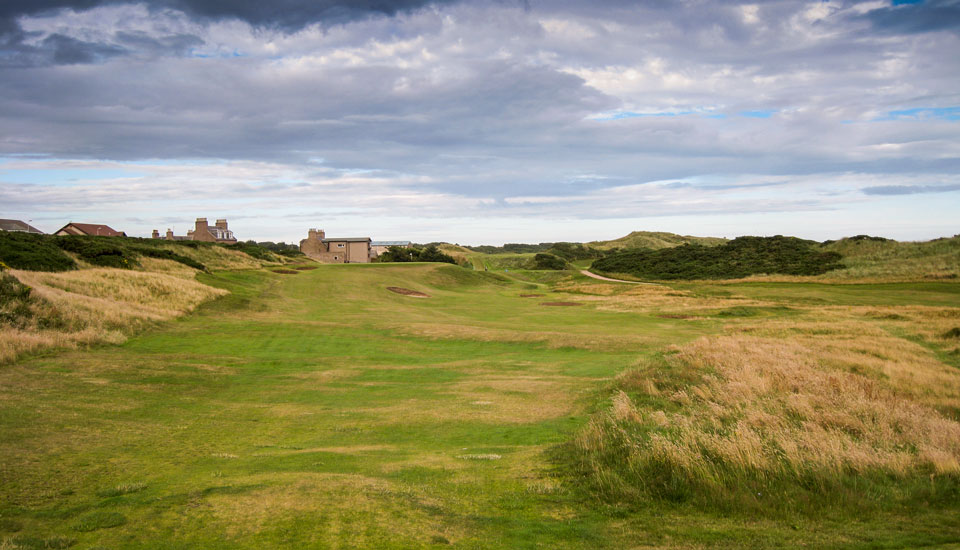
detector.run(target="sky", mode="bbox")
[1,0,958,245]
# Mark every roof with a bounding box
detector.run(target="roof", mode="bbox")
[56,223,125,237]
[371,241,411,246]
[0,219,44,234]
[322,237,371,243]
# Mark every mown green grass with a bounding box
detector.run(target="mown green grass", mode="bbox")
[1,263,958,548]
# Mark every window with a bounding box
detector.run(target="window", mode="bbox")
[337,243,345,248]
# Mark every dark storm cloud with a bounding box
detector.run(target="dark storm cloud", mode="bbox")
[1,0,462,66]
[862,183,960,195]
[0,0,462,31]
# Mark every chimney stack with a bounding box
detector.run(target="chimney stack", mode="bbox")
[166,229,174,240]
[195,218,208,233]
[215,219,228,230]
[152,229,160,239]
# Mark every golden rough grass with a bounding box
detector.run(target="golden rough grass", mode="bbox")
[0,268,226,364]
[587,333,960,482]
[568,275,960,487]
[155,243,266,270]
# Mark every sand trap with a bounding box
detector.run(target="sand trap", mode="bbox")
[519,294,544,298]
[540,301,581,307]
[272,269,298,275]
[387,287,430,298]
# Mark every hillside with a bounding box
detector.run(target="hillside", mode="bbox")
[0,233,295,364]
[820,234,960,281]
[589,231,727,250]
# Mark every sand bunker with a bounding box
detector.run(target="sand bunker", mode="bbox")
[271,269,298,275]
[519,294,545,298]
[387,287,430,298]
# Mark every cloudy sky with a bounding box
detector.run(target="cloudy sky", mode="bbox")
[1,0,958,244]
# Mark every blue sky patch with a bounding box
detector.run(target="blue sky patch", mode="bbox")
[739,110,776,118]
[879,106,960,121]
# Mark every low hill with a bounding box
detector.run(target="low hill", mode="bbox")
[589,231,727,251]
[820,234,960,281]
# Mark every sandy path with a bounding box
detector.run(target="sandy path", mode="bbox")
[580,269,661,285]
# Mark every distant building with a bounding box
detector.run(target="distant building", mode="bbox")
[0,219,44,234]
[54,222,125,237]
[152,218,237,243]
[370,241,412,259]
[300,229,371,263]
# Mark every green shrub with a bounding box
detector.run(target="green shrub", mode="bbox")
[55,236,138,269]
[591,236,844,280]
[545,242,604,261]
[0,232,76,271]
[379,245,457,264]
[532,253,569,270]
[0,270,34,327]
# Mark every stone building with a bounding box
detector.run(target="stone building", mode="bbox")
[300,229,371,263]
[152,218,237,243]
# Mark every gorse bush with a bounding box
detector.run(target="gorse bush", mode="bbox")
[55,235,137,268]
[532,253,569,270]
[0,231,76,271]
[545,242,605,261]
[0,232,213,272]
[592,235,844,279]
[0,268,35,327]
[378,245,457,264]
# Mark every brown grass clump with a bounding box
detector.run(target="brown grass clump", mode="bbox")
[0,268,226,364]
[575,329,960,505]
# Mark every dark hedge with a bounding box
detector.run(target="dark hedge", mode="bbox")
[591,236,843,280]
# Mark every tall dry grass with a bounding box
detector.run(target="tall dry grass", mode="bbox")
[575,330,960,507]
[0,264,226,364]
[568,277,960,510]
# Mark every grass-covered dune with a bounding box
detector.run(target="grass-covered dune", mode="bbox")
[589,231,727,251]
[0,233,291,364]
[2,260,959,548]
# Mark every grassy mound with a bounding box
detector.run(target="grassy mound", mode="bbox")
[569,331,960,515]
[591,236,843,280]
[590,231,727,251]
[821,234,960,281]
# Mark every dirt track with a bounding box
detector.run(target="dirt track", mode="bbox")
[579,269,660,285]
